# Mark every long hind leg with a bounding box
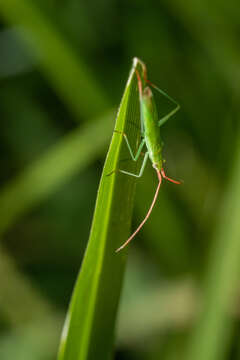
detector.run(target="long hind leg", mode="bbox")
[114,131,145,161]
[107,151,148,178]
[118,152,148,178]
[158,105,180,127]
[137,61,180,128]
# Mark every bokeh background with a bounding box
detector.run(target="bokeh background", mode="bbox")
[1,1,240,359]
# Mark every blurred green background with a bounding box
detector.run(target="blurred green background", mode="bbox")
[1,1,240,359]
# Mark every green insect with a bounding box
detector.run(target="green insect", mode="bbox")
[112,58,180,252]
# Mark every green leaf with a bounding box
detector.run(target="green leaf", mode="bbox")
[58,58,143,360]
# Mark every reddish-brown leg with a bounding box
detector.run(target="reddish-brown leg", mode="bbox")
[161,168,181,185]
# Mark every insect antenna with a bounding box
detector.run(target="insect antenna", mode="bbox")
[116,167,162,252]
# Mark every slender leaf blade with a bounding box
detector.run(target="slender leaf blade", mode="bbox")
[58,58,143,360]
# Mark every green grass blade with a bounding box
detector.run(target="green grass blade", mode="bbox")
[0,111,113,236]
[58,58,142,360]
[187,133,240,360]
[0,0,109,119]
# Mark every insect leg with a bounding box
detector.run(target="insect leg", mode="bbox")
[141,70,180,127]
[119,152,149,178]
[158,105,180,127]
[114,131,145,161]
[106,138,147,177]
[161,168,181,184]
[137,57,179,110]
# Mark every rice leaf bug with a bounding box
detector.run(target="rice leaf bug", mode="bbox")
[110,58,181,252]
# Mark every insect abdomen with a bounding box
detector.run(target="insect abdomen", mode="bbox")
[142,88,163,169]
